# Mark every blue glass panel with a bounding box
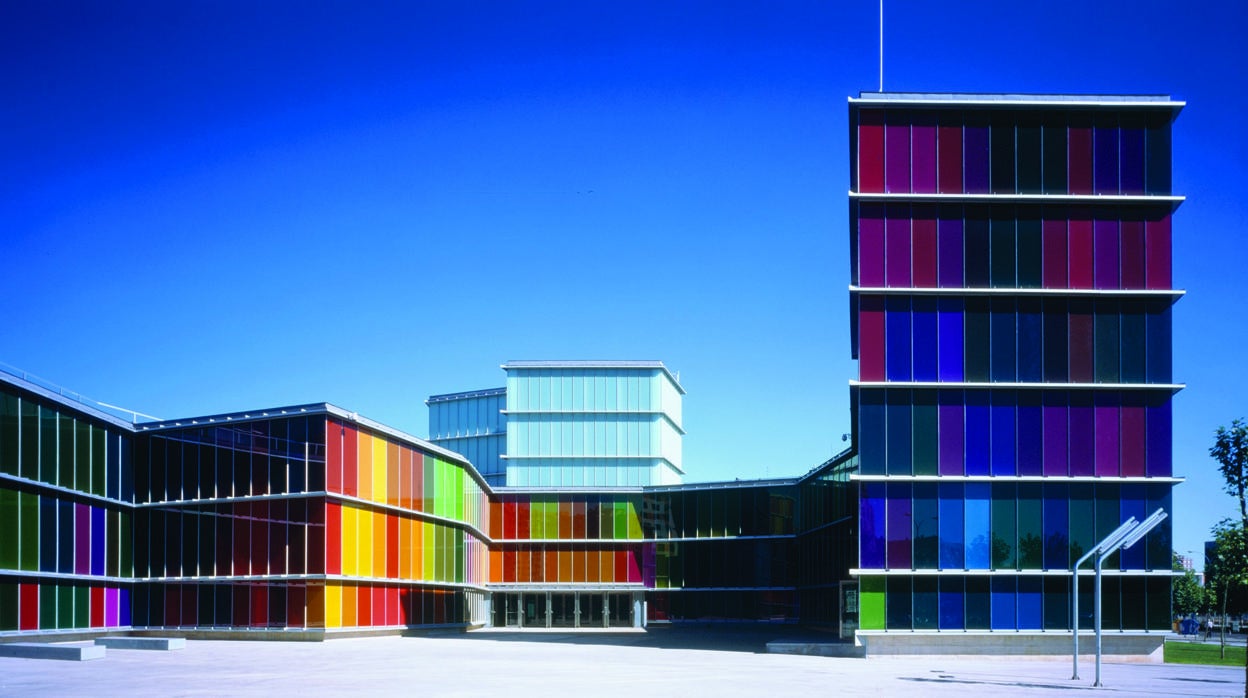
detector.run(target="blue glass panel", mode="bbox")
[938,482,964,570]
[937,298,964,381]
[1120,484,1147,570]
[965,391,991,476]
[990,390,1016,476]
[965,577,990,629]
[1018,576,1043,630]
[913,482,939,569]
[1146,305,1172,383]
[990,298,1017,381]
[1017,392,1043,476]
[39,496,56,572]
[965,483,991,569]
[886,297,912,381]
[859,391,886,475]
[991,577,1016,630]
[914,576,938,630]
[1017,299,1043,381]
[886,390,912,476]
[939,577,964,629]
[57,500,73,573]
[1146,484,1172,572]
[1043,484,1069,571]
[886,576,912,629]
[913,297,938,381]
[887,482,912,569]
[860,483,887,569]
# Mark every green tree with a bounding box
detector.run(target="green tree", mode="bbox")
[1172,553,1208,618]
[1210,418,1248,692]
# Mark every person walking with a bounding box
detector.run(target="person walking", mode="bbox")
[1205,618,1214,641]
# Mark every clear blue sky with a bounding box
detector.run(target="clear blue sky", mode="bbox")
[2,1,1245,569]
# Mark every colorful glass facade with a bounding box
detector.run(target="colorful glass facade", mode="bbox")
[849,93,1181,637]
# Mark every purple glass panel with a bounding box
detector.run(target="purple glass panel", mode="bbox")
[1120,392,1146,477]
[1120,217,1145,288]
[937,211,963,287]
[1069,393,1094,476]
[937,298,964,381]
[1144,214,1171,290]
[1069,215,1094,289]
[91,506,105,576]
[1146,396,1172,477]
[1094,218,1120,289]
[885,117,911,193]
[964,119,990,193]
[885,206,912,287]
[912,115,937,193]
[1094,122,1119,194]
[859,204,885,286]
[1042,392,1068,476]
[886,482,912,569]
[1017,393,1043,476]
[105,587,119,627]
[860,483,886,569]
[1120,121,1145,194]
[938,390,964,475]
[1068,120,1093,194]
[75,503,90,574]
[1094,393,1120,477]
[1042,215,1067,288]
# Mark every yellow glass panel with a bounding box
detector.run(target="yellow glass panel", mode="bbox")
[373,437,387,504]
[360,508,374,578]
[374,510,387,578]
[342,507,358,577]
[325,584,342,628]
[358,432,373,501]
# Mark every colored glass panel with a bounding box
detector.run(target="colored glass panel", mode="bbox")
[964,391,990,476]
[885,391,911,476]
[912,208,937,287]
[912,114,937,193]
[937,114,963,193]
[991,577,1016,630]
[1042,392,1068,476]
[885,206,911,287]
[939,577,963,630]
[859,296,885,380]
[886,482,911,569]
[937,209,963,287]
[963,115,990,193]
[1068,117,1093,194]
[938,483,963,570]
[912,297,937,382]
[858,110,884,193]
[965,482,991,570]
[937,390,964,476]
[885,115,910,193]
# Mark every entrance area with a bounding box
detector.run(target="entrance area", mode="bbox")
[492,591,637,629]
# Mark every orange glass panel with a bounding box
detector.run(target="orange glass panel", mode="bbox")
[586,549,600,583]
[388,443,401,507]
[517,548,531,583]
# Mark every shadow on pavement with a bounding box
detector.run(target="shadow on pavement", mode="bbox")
[417,623,850,654]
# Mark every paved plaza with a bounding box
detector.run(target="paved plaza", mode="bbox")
[1,628,1243,697]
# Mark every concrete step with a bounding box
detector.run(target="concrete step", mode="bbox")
[0,642,106,661]
[95,637,186,651]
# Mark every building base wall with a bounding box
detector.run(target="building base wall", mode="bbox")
[856,631,1164,662]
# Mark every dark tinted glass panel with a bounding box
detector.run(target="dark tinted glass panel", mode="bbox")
[1016,116,1042,193]
[1042,215,1067,288]
[1042,392,1068,476]
[964,210,989,287]
[912,483,938,568]
[1094,300,1121,382]
[990,114,1015,194]
[886,391,912,476]
[1017,214,1041,288]
[1120,114,1145,194]
[991,482,1016,569]
[20,401,38,481]
[939,577,963,629]
[1121,300,1146,383]
[937,208,963,287]
[1146,305,1172,383]
[1093,114,1119,194]
[965,577,989,629]
[1068,116,1093,194]
[1017,298,1042,382]
[1043,299,1068,382]
[886,482,911,569]
[990,391,1016,476]
[39,408,56,485]
[1069,392,1095,476]
[989,210,1016,288]
[1017,483,1042,569]
[912,391,937,476]
[1042,118,1067,194]
[912,113,937,194]
[913,576,938,630]
[937,113,963,193]
[1069,299,1094,382]
[990,298,1016,382]
[964,297,990,382]
[1043,577,1068,630]
[1094,218,1119,290]
[1144,112,1171,194]
[1017,392,1042,476]
[886,576,911,629]
[859,391,886,475]
[964,114,990,193]
[1043,484,1069,570]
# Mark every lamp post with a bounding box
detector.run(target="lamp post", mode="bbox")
[1092,508,1168,688]
[1071,517,1138,681]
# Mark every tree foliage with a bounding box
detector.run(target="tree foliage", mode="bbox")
[1206,520,1248,617]
[1212,419,1248,526]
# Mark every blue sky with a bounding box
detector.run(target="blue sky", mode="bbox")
[2,1,1245,568]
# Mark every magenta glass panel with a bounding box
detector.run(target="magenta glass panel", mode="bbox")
[937,211,963,287]
[860,295,886,381]
[859,110,885,193]
[105,587,119,627]
[1093,218,1120,289]
[964,116,990,193]
[1120,393,1146,477]
[75,503,90,574]
[1120,217,1145,288]
[1120,119,1145,194]
[885,206,911,287]
[1146,395,1172,477]
[1042,393,1068,476]
[1094,394,1120,477]
[1094,120,1119,195]
[1144,213,1171,289]
[912,207,937,287]
[886,482,912,569]
[859,204,885,286]
[628,547,642,583]
[1042,215,1068,288]
[912,114,937,193]
[885,115,911,193]
[1068,121,1093,194]
[1069,393,1094,476]
[1069,216,1094,289]
[938,391,964,476]
[938,116,963,193]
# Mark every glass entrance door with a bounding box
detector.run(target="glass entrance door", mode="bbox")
[551,593,577,628]
[582,594,605,628]
[606,594,633,628]
[523,593,547,628]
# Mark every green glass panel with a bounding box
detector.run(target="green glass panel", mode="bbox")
[92,425,106,497]
[615,498,626,539]
[859,577,885,630]
[964,298,990,382]
[627,497,642,540]
[19,490,38,571]
[455,529,464,583]
[1095,484,1122,569]
[1094,301,1121,383]
[40,408,57,486]
[696,491,711,538]
[74,585,88,628]
[0,488,18,568]
[990,211,1016,288]
[75,420,90,494]
[423,519,435,580]
[106,509,119,577]
[20,399,38,480]
[0,582,17,630]
[57,584,73,629]
[1069,484,1094,567]
[726,490,742,537]
[991,483,1015,569]
[912,392,938,475]
[1017,483,1042,570]
[58,416,74,491]
[0,394,18,477]
[40,581,57,629]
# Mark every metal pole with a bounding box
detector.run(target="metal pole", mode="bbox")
[878,0,884,92]
[1072,567,1080,679]
[1094,556,1103,687]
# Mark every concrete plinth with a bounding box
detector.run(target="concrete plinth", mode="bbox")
[0,642,106,661]
[856,631,1165,661]
[96,637,186,650]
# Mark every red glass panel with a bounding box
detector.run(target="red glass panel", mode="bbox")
[342,425,358,497]
[912,207,937,287]
[165,585,181,627]
[614,549,627,582]
[387,586,400,626]
[518,500,530,540]
[937,117,963,193]
[269,501,287,575]
[1068,122,1093,194]
[307,502,326,575]
[90,586,105,627]
[356,584,371,627]
[1120,217,1145,289]
[1145,213,1171,289]
[1069,216,1094,289]
[325,502,341,575]
[387,515,399,578]
[572,500,586,539]
[859,296,886,381]
[912,115,937,193]
[858,109,885,192]
[1042,215,1068,288]
[181,584,197,628]
[232,584,249,627]
[503,498,517,539]
[233,503,252,576]
[503,549,516,583]
[372,586,385,626]
[251,501,269,576]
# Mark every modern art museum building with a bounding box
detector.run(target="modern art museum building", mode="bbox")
[0,93,1182,656]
